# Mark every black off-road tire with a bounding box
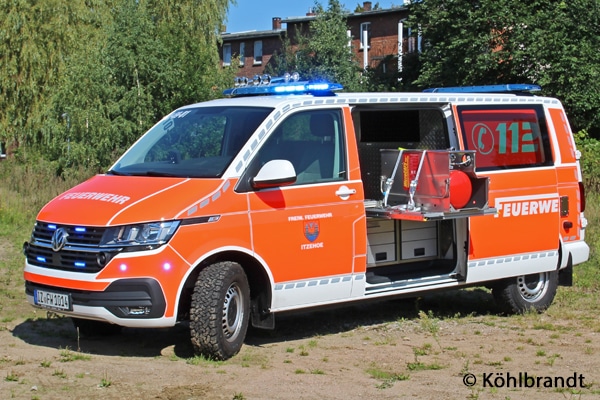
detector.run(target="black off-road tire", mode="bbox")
[72,318,122,337]
[190,261,250,360]
[492,270,558,314]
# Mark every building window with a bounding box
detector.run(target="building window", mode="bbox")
[239,42,245,66]
[400,20,421,54]
[360,22,371,49]
[254,40,262,65]
[223,43,231,66]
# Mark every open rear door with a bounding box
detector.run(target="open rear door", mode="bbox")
[453,104,560,283]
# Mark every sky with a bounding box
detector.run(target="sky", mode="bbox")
[225,0,403,33]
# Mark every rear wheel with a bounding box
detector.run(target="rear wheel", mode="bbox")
[492,270,558,314]
[71,318,122,337]
[190,261,250,360]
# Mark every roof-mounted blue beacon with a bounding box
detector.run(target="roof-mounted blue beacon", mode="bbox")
[223,72,343,97]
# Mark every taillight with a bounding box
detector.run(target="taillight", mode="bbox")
[578,182,586,212]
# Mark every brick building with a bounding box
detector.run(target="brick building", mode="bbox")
[219,18,285,79]
[220,2,418,79]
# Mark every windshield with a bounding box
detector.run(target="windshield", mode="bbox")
[109,106,273,178]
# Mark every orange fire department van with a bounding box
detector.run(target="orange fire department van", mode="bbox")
[23,77,589,360]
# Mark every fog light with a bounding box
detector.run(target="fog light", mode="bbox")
[97,252,107,266]
[119,306,151,316]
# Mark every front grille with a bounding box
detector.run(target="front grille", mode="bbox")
[25,222,113,273]
[32,223,105,246]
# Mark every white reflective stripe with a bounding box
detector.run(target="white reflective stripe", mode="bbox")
[271,273,358,311]
[466,250,559,284]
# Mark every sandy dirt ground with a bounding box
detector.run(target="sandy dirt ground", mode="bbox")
[1,288,598,400]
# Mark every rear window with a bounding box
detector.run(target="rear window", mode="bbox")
[457,105,553,171]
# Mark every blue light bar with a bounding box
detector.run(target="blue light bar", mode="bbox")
[74,262,86,268]
[423,84,542,93]
[223,79,343,97]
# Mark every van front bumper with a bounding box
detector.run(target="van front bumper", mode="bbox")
[25,278,167,321]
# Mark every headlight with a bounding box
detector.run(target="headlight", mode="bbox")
[99,221,180,250]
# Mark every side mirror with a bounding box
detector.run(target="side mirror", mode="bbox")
[252,159,297,189]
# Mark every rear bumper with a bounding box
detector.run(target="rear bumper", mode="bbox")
[564,240,590,266]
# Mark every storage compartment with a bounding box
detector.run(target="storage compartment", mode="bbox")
[367,219,441,265]
[366,219,396,266]
[380,149,451,211]
[365,218,459,285]
[400,220,438,260]
[365,149,495,221]
[401,239,437,259]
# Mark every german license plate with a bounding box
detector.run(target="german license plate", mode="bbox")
[34,289,72,311]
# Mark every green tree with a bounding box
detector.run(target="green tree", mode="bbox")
[44,0,236,170]
[408,0,600,137]
[265,36,306,77]
[146,0,235,110]
[307,0,363,90]
[1,0,235,169]
[0,0,112,154]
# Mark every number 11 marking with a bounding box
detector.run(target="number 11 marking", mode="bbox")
[497,122,538,154]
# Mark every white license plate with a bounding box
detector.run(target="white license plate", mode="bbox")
[34,289,72,311]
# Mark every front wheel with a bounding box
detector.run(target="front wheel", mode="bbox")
[190,261,250,360]
[492,270,558,314]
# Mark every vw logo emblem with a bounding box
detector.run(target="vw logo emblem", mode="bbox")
[51,228,69,252]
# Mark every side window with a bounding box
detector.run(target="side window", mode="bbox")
[457,105,553,171]
[254,109,346,185]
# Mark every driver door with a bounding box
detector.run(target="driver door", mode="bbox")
[244,108,365,308]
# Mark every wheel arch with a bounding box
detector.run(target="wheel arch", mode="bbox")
[558,237,567,270]
[556,237,575,286]
[177,250,273,323]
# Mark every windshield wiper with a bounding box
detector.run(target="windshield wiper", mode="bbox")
[106,169,180,177]
[144,171,181,177]
[106,170,129,176]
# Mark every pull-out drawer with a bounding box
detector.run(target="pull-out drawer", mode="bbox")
[367,220,396,266]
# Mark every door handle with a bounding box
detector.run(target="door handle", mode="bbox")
[336,185,356,200]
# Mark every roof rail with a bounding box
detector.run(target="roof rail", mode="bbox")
[423,84,541,94]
